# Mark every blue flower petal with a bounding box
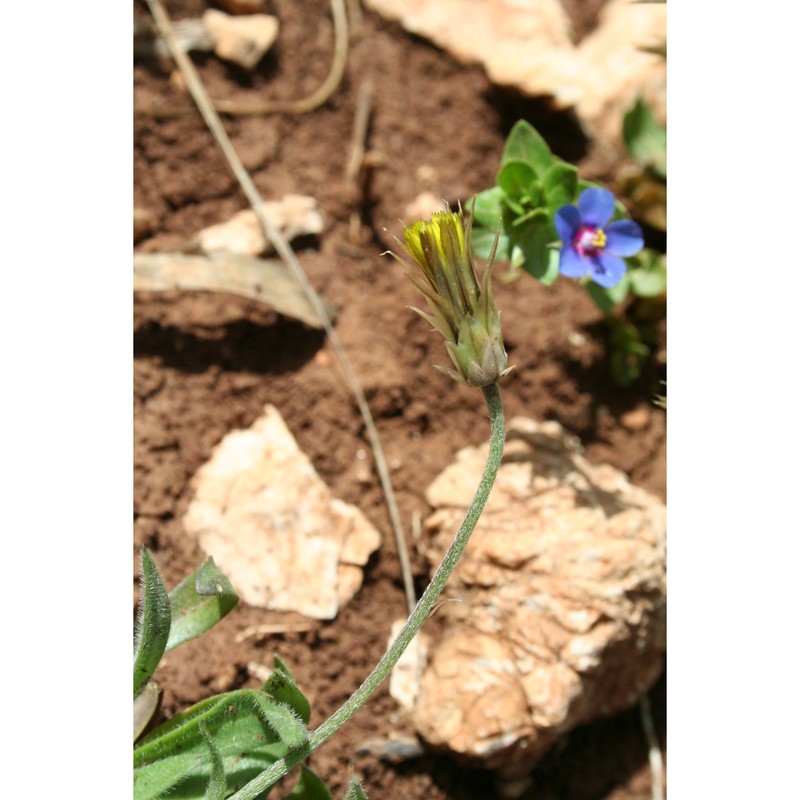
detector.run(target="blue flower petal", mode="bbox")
[554,204,581,244]
[590,253,627,287]
[578,188,615,228]
[559,245,590,278]
[605,220,644,257]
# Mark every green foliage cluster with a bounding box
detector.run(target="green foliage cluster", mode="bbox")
[133,548,369,800]
[471,114,666,387]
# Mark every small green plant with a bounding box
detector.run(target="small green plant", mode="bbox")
[613,98,667,386]
[134,209,511,799]
[470,118,666,386]
[622,97,667,181]
[133,548,344,799]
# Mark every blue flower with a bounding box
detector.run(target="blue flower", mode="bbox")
[555,188,644,288]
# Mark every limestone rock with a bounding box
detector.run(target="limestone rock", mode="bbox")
[202,9,279,70]
[388,619,430,712]
[363,0,666,148]
[197,195,324,257]
[409,417,665,774]
[183,405,382,619]
[403,191,448,222]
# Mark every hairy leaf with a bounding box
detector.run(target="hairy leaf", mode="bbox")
[263,656,312,725]
[199,721,226,800]
[287,766,334,799]
[134,547,172,698]
[343,778,369,800]
[134,658,313,800]
[166,557,239,652]
[134,681,161,742]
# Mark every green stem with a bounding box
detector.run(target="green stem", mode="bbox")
[228,384,506,800]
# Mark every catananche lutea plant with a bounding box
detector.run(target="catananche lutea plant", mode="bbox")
[229,207,511,799]
[134,206,510,800]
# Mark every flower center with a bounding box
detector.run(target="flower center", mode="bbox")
[574,226,607,257]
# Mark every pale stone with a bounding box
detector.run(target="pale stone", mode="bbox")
[403,191,448,222]
[620,405,651,431]
[202,9,279,70]
[410,417,665,774]
[363,0,666,148]
[183,405,382,619]
[197,195,324,257]
[388,619,430,711]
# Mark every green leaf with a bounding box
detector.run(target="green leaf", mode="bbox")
[471,228,510,261]
[287,766,334,800]
[501,193,525,217]
[199,721,226,800]
[501,120,554,174]
[505,208,559,284]
[627,250,667,297]
[166,556,239,652]
[134,547,172,698]
[496,161,537,203]
[470,187,505,228]
[585,273,631,314]
[543,162,579,212]
[251,693,308,749]
[134,681,160,742]
[133,688,303,800]
[538,247,562,286]
[623,98,666,177]
[510,244,526,270]
[607,318,651,387]
[133,656,313,800]
[262,656,312,725]
[343,778,369,800]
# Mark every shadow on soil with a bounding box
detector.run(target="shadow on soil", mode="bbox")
[134,314,325,376]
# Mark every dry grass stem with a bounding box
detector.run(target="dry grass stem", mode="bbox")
[143,0,417,616]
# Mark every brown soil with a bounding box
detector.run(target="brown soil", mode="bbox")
[134,2,666,798]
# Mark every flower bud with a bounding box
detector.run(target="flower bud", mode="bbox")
[390,207,511,387]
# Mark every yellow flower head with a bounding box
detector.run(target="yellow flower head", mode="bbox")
[390,207,510,387]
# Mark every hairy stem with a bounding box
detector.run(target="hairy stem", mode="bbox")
[228,383,506,800]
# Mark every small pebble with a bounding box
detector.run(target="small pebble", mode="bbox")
[621,406,650,431]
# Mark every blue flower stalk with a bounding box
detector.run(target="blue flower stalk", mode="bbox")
[555,187,644,288]
[392,207,512,387]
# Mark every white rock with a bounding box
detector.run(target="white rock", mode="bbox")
[202,9,279,70]
[403,191,448,222]
[363,0,666,148]
[407,417,665,774]
[197,195,324,257]
[388,619,430,711]
[183,405,382,619]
